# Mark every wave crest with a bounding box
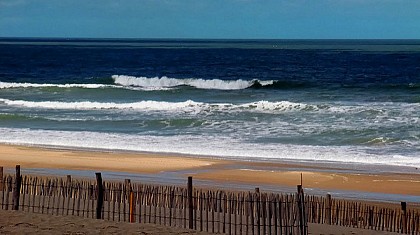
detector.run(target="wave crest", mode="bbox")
[112,75,256,90]
[0,81,113,89]
[2,77,418,92]
[0,98,315,113]
[0,98,202,111]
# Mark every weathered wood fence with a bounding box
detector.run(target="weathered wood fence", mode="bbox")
[305,194,420,234]
[1,165,419,234]
[0,166,308,234]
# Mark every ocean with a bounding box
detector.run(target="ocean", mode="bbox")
[0,38,419,167]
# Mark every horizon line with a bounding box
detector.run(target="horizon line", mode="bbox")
[1,36,420,41]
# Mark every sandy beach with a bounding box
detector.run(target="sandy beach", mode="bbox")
[0,143,415,235]
[0,209,210,235]
[0,209,401,235]
[0,144,222,174]
[1,144,420,197]
[194,169,420,195]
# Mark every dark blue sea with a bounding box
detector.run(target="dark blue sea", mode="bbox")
[0,38,419,167]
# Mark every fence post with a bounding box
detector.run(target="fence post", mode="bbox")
[66,175,71,183]
[124,179,131,222]
[297,185,307,235]
[326,194,332,225]
[0,166,3,191]
[256,188,261,235]
[129,191,134,223]
[188,176,193,229]
[401,202,407,233]
[12,165,21,210]
[66,175,72,197]
[125,179,131,187]
[368,207,373,228]
[125,179,134,223]
[96,172,104,219]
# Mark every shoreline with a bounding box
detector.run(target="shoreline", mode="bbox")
[2,142,417,174]
[0,143,224,174]
[1,143,420,201]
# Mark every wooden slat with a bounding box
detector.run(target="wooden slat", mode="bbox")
[2,172,420,235]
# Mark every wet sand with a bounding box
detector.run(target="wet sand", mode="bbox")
[0,144,221,173]
[194,169,420,195]
[1,144,419,197]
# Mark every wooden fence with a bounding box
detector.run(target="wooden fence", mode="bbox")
[0,166,307,235]
[1,165,419,234]
[305,194,420,234]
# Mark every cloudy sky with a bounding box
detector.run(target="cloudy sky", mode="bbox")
[0,0,419,39]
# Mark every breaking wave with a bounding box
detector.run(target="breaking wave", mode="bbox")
[1,127,419,167]
[3,76,415,91]
[0,81,115,89]
[0,98,316,113]
[112,75,258,90]
[112,75,308,90]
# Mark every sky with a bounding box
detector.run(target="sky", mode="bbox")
[0,0,419,39]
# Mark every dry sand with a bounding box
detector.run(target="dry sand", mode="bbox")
[0,209,209,235]
[0,209,400,235]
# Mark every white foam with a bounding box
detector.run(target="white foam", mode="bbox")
[366,137,392,144]
[238,101,315,111]
[0,98,203,111]
[0,76,277,91]
[0,81,115,89]
[0,98,316,113]
[0,127,418,167]
[112,75,254,90]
